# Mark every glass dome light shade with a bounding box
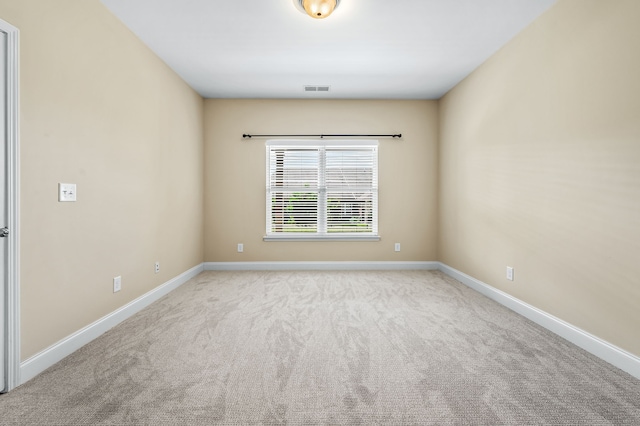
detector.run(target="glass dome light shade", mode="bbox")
[302,0,339,19]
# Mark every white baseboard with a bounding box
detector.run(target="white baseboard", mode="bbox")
[438,263,640,380]
[19,263,204,385]
[204,261,440,271]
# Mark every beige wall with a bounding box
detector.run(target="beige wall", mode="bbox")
[439,0,640,356]
[0,1,204,359]
[204,99,438,262]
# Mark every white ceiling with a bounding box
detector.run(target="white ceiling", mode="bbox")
[100,0,557,99]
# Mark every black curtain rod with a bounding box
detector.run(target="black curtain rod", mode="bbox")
[242,133,401,139]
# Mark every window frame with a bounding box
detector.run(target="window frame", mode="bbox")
[264,140,380,242]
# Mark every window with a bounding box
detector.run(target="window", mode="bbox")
[265,140,379,241]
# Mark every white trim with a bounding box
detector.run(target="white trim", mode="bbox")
[266,139,378,147]
[19,263,204,385]
[205,261,439,271]
[437,263,640,380]
[263,235,380,242]
[0,18,19,393]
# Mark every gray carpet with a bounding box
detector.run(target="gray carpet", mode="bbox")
[1,270,639,425]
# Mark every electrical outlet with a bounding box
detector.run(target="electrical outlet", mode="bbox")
[394,243,401,252]
[155,261,160,273]
[506,266,514,281]
[237,243,244,253]
[113,276,122,293]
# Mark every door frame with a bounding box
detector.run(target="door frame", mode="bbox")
[1,17,19,393]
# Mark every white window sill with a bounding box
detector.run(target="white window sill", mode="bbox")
[263,235,380,242]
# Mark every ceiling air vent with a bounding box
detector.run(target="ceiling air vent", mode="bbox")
[304,85,330,92]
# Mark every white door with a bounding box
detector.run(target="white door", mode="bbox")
[0,29,7,392]
[0,17,18,394]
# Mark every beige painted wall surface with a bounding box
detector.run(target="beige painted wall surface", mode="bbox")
[0,1,204,359]
[439,0,640,356]
[204,99,438,262]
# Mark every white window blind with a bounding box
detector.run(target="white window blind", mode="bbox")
[266,141,378,240]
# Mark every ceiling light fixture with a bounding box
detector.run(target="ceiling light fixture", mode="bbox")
[293,0,341,19]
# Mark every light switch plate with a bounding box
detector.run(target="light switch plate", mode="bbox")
[58,183,77,202]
